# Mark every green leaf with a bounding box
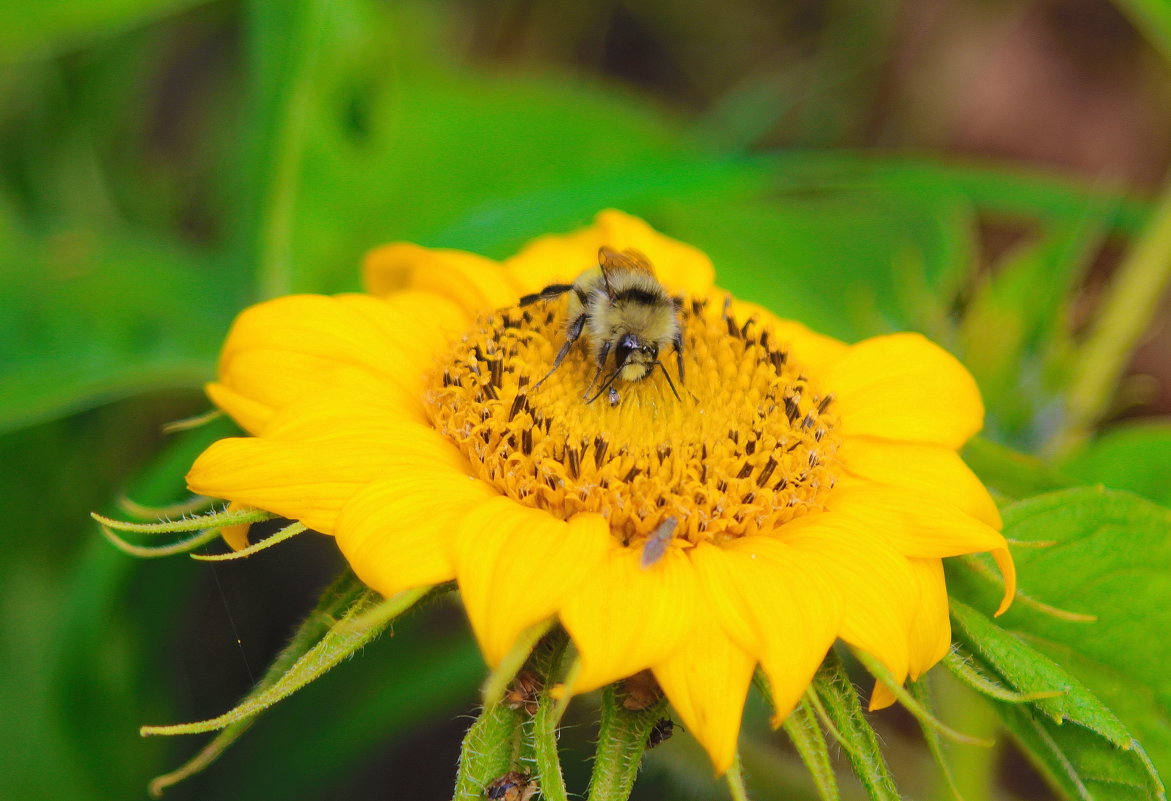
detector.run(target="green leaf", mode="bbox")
[242,0,331,300]
[257,0,737,295]
[763,151,1151,237]
[957,214,1107,446]
[0,225,229,433]
[948,488,1171,788]
[961,437,1076,502]
[951,600,1164,801]
[659,187,975,341]
[0,0,208,61]
[1057,422,1171,506]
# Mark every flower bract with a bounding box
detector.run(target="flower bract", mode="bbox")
[187,210,1015,771]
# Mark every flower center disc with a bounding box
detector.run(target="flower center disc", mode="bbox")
[426,299,842,548]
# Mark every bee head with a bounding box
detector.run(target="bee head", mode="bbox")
[615,333,657,369]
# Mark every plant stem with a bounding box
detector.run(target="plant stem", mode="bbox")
[451,702,524,801]
[530,631,571,801]
[1052,175,1171,456]
[586,684,667,801]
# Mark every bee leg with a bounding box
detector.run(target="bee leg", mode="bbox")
[581,340,612,400]
[653,361,682,401]
[519,283,574,306]
[531,313,587,390]
[672,333,685,386]
[585,364,625,404]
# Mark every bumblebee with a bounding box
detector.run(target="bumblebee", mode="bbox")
[520,247,685,402]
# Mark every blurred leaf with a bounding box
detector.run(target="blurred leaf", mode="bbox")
[0,223,230,432]
[1112,0,1171,65]
[207,608,484,801]
[0,0,208,62]
[659,188,975,341]
[948,488,1171,781]
[289,62,729,290]
[0,416,231,801]
[1057,422,1171,506]
[241,0,331,299]
[952,600,1164,801]
[962,437,1076,502]
[958,213,1107,446]
[765,151,1150,237]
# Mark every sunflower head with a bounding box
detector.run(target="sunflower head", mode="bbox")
[185,209,1015,772]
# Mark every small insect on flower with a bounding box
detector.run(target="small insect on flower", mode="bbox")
[646,717,676,749]
[607,387,621,407]
[503,669,542,716]
[640,516,678,569]
[621,670,663,711]
[520,247,685,403]
[485,770,538,801]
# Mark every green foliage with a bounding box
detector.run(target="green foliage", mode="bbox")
[951,600,1163,801]
[3,0,1171,799]
[1114,0,1171,63]
[0,0,205,61]
[0,224,229,432]
[949,488,1171,796]
[811,652,901,801]
[1058,422,1171,506]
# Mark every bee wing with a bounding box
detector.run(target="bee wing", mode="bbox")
[599,246,657,279]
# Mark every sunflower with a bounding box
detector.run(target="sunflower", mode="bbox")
[187,210,1015,772]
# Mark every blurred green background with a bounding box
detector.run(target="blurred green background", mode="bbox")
[3,0,1170,799]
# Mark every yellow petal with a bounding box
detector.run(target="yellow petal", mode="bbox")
[560,545,697,692]
[214,292,464,434]
[828,482,1015,616]
[335,469,498,597]
[837,439,1001,528]
[205,383,275,437]
[868,557,951,712]
[652,610,755,774]
[692,540,842,726]
[869,681,897,710]
[258,367,443,442]
[828,481,1011,591]
[186,419,462,535]
[504,209,715,297]
[781,515,918,686]
[906,558,951,680]
[362,243,519,313]
[825,333,984,448]
[455,501,610,666]
[220,500,252,551]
